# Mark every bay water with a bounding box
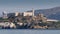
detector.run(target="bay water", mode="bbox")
[0,29,60,34]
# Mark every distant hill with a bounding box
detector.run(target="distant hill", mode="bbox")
[28,7,60,20]
[35,7,60,20]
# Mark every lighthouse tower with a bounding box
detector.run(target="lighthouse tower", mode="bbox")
[32,8,34,17]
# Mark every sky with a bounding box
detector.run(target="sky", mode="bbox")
[0,0,60,15]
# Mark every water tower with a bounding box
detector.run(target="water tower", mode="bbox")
[2,11,8,19]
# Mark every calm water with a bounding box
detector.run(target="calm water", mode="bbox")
[0,29,60,34]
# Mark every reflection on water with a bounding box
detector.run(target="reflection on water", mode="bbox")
[0,29,60,34]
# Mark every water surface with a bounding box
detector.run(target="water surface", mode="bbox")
[0,29,60,34]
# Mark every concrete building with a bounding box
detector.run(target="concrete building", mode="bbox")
[23,12,33,16]
[7,13,15,18]
[37,14,47,23]
[23,9,34,16]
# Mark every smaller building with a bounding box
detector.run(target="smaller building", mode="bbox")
[15,12,20,16]
[36,14,47,23]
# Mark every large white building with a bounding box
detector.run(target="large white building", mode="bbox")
[23,9,34,16]
[23,12,33,16]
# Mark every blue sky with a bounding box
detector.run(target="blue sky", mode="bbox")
[0,0,60,13]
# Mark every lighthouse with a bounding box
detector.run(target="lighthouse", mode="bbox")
[32,8,34,17]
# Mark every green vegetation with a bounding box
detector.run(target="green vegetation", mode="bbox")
[0,17,9,22]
